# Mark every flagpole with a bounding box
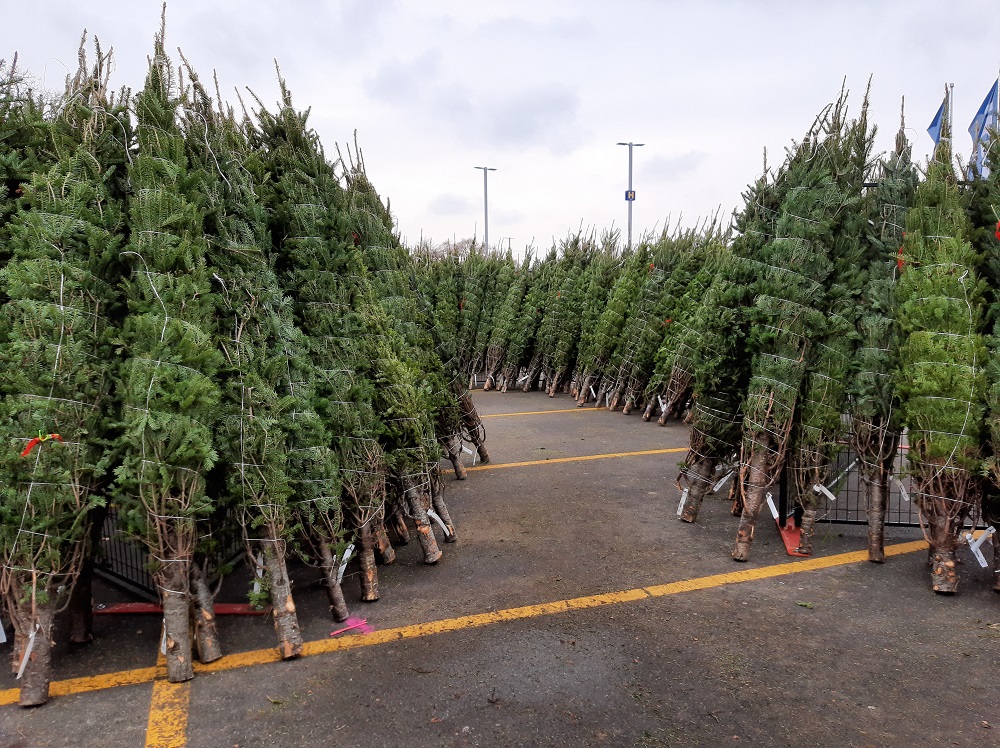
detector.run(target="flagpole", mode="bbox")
[949,82,954,146]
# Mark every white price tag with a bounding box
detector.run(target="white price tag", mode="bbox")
[15,624,38,679]
[427,508,451,538]
[676,488,689,516]
[765,493,779,520]
[337,544,356,584]
[713,471,734,494]
[813,483,837,502]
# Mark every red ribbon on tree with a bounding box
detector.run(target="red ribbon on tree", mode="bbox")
[20,433,63,457]
[994,221,1000,242]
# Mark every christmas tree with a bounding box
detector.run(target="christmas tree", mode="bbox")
[896,96,986,593]
[114,31,223,681]
[0,40,125,704]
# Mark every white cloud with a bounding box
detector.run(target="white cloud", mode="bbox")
[428,193,476,216]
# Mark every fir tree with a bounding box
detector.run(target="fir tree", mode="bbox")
[482,252,532,391]
[180,65,303,658]
[849,109,916,562]
[643,233,725,422]
[509,249,555,391]
[0,56,51,270]
[787,89,875,554]
[114,33,223,681]
[731,91,871,561]
[0,46,124,702]
[676,167,780,523]
[575,244,646,405]
[896,101,987,593]
[571,232,620,399]
[540,237,589,396]
[253,79,354,619]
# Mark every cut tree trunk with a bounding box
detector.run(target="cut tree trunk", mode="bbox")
[796,508,817,556]
[441,433,467,480]
[459,394,490,464]
[68,557,94,646]
[390,509,410,545]
[358,522,379,602]
[521,362,541,392]
[264,543,302,659]
[733,444,772,562]
[69,502,108,646]
[608,383,624,411]
[318,543,350,621]
[658,369,693,425]
[641,395,659,422]
[158,560,194,683]
[374,517,396,565]
[577,373,596,406]
[499,363,519,393]
[403,474,442,564]
[15,598,56,707]
[866,473,889,563]
[545,372,560,398]
[11,627,26,676]
[679,457,717,524]
[593,382,609,409]
[930,543,960,594]
[190,560,222,664]
[430,470,457,542]
[729,477,744,516]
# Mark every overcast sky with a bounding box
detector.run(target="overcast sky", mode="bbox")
[4,2,1000,252]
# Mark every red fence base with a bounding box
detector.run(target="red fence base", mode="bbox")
[94,602,270,616]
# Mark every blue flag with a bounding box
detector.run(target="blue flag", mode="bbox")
[928,100,945,145]
[968,80,999,178]
[969,80,999,141]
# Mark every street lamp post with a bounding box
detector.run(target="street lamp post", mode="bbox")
[616,141,644,249]
[475,166,497,250]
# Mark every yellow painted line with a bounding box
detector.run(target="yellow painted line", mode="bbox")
[642,539,928,596]
[466,447,687,472]
[145,653,190,748]
[0,664,159,706]
[0,538,929,707]
[481,407,603,418]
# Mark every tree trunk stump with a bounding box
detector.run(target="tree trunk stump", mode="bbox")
[679,457,717,524]
[159,561,194,683]
[190,561,222,664]
[319,543,351,621]
[866,474,888,563]
[374,518,396,565]
[796,508,816,556]
[358,523,379,602]
[404,475,442,564]
[930,545,960,593]
[15,600,56,707]
[733,447,771,562]
[265,546,303,659]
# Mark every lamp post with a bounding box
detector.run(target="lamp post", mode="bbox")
[616,141,644,249]
[475,166,497,250]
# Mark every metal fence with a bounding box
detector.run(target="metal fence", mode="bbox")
[94,506,244,601]
[809,445,920,527]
